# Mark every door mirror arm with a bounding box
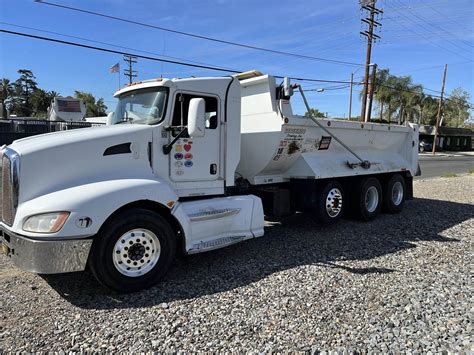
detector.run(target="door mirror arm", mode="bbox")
[162,127,188,155]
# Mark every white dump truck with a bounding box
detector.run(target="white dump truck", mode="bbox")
[0,71,419,292]
[47,96,87,122]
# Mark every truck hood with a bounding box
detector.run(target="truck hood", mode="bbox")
[8,124,155,203]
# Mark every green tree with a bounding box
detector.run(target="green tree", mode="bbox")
[11,69,38,116]
[0,78,14,118]
[373,68,391,121]
[304,108,325,118]
[74,91,108,117]
[30,89,50,117]
[444,88,471,127]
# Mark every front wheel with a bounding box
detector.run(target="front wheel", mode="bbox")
[89,208,176,293]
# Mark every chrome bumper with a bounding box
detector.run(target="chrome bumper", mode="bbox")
[1,227,92,274]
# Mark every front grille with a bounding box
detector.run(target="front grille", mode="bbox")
[1,149,19,226]
[2,155,13,225]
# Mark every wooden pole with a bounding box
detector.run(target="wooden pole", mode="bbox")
[360,0,377,121]
[348,72,354,120]
[432,64,447,154]
[366,64,377,122]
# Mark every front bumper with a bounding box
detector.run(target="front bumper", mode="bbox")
[0,226,92,274]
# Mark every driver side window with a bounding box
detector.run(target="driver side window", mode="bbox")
[171,93,218,129]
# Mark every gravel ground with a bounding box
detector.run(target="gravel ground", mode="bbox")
[1,175,473,352]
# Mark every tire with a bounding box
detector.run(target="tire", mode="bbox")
[353,177,382,221]
[382,174,406,214]
[88,208,176,293]
[315,181,345,224]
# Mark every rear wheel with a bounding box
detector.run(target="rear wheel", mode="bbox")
[315,181,344,224]
[383,174,406,214]
[353,177,382,221]
[89,208,176,293]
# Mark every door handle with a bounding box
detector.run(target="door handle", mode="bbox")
[210,164,217,175]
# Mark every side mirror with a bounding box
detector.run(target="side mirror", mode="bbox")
[283,77,293,98]
[187,98,205,137]
[106,112,114,126]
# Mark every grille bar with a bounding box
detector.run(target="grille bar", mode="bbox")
[1,148,19,226]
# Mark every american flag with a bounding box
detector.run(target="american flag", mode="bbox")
[109,63,120,73]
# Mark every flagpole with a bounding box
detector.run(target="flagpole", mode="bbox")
[118,68,121,89]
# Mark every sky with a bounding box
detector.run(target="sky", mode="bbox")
[1,0,473,117]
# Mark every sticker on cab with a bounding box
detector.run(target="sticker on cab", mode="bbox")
[318,136,332,150]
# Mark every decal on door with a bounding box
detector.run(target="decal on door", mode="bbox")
[172,139,195,175]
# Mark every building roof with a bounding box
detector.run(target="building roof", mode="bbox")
[419,125,474,137]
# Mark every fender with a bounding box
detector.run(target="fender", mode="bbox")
[11,178,179,239]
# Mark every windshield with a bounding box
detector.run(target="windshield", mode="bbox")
[113,87,168,125]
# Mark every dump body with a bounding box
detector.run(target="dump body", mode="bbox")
[236,75,418,185]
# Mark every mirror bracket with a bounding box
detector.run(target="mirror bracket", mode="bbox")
[162,127,188,155]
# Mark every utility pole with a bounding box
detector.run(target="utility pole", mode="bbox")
[366,64,377,122]
[348,72,354,120]
[123,55,138,84]
[432,64,447,155]
[359,0,382,121]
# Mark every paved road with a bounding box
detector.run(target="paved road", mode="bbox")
[418,154,474,179]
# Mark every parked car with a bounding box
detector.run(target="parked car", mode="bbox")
[419,140,432,152]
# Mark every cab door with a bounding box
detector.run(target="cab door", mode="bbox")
[168,92,222,186]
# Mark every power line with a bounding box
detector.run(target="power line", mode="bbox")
[0,29,357,84]
[0,28,243,74]
[0,22,236,72]
[384,1,473,61]
[34,0,363,67]
[1,28,471,108]
[425,4,474,49]
[398,0,473,51]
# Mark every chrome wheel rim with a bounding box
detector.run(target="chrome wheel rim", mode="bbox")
[392,181,404,206]
[113,229,161,277]
[365,186,379,213]
[325,187,343,218]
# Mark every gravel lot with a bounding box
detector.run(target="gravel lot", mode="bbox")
[1,175,473,352]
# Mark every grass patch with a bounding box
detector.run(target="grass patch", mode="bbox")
[442,172,458,178]
[469,168,474,174]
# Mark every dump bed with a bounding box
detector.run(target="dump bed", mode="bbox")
[236,75,418,185]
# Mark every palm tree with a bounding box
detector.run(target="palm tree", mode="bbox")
[96,98,108,116]
[404,85,423,123]
[373,68,391,121]
[0,78,14,116]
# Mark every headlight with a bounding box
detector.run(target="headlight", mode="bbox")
[23,212,70,233]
